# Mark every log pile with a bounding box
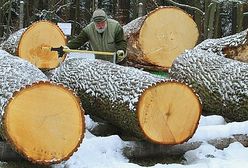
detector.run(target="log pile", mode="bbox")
[52,58,201,145]
[169,30,248,122]
[123,6,199,71]
[0,50,84,164]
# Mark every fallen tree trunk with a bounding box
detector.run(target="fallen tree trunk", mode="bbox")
[169,48,248,122]
[0,28,26,55]
[123,6,199,71]
[196,29,248,63]
[0,50,84,164]
[0,20,67,69]
[123,134,248,159]
[0,141,23,161]
[52,58,201,145]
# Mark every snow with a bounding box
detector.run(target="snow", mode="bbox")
[51,114,248,168]
[52,57,164,111]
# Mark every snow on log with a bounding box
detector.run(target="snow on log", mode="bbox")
[51,58,201,145]
[123,134,248,159]
[123,6,199,71]
[0,20,67,69]
[0,50,84,164]
[196,29,248,63]
[169,48,248,122]
[0,28,26,55]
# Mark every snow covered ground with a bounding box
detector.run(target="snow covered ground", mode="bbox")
[53,115,248,168]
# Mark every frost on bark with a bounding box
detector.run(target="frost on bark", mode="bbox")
[123,6,199,71]
[0,20,67,70]
[169,48,248,122]
[0,28,26,55]
[52,58,201,145]
[0,50,84,165]
[196,29,248,63]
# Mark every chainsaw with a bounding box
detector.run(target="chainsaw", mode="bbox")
[42,46,124,64]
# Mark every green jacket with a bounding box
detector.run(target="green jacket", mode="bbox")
[67,19,127,62]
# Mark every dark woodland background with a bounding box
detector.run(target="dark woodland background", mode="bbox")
[1,0,248,43]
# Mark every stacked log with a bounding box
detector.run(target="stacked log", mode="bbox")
[51,58,201,145]
[169,30,248,121]
[0,20,67,70]
[0,50,84,164]
[123,6,199,71]
[196,29,248,63]
[0,28,26,55]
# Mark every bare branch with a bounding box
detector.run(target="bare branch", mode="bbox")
[165,0,204,15]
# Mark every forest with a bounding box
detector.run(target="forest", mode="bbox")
[1,0,248,43]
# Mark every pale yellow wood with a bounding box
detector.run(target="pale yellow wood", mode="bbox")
[4,82,84,164]
[18,21,66,69]
[138,82,201,144]
[139,7,199,68]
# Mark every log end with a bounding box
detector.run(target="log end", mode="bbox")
[17,20,66,69]
[137,81,201,144]
[3,82,84,164]
[139,7,199,68]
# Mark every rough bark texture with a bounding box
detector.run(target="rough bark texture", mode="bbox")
[0,20,67,69]
[52,58,201,144]
[169,48,248,122]
[123,6,199,71]
[0,141,23,161]
[0,29,26,55]
[196,29,248,63]
[0,50,47,114]
[123,134,248,159]
[0,50,84,164]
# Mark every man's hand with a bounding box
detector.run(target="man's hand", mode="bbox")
[116,50,126,62]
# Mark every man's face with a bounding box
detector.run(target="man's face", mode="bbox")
[94,20,107,33]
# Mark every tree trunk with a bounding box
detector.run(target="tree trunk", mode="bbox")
[0,141,23,161]
[169,47,248,122]
[51,58,201,145]
[0,20,67,70]
[0,28,26,55]
[0,50,84,164]
[123,134,248,159]
[196,29,248,63]
[123,6,199,71]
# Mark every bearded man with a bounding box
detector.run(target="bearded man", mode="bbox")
[66,9,127,63]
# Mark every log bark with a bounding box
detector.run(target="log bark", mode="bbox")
[0,28,26,55]
[169,48,248,122]
[0,20,67,70]
[51,58,201,145]
[196,29,248,63]
[123,134,248,159]
[0,50,84,164]
[0,141,23,161]
[123,6,199,71]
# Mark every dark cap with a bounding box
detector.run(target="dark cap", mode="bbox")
[92,9,107,23]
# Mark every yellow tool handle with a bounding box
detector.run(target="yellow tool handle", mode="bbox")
[42,47,114,56]
[63,49,114,56]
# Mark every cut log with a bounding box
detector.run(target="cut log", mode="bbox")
[123,134,248,159]
[51,58,201,145]
[196,29,248,63]
[0,141,23,161]
[0,28,26,55]
[169,48,248,122]
[0,20,67,69]
[123,6,199,71]
[0,50,84,164]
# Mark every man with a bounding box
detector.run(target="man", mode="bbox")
[66,9,127,63]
